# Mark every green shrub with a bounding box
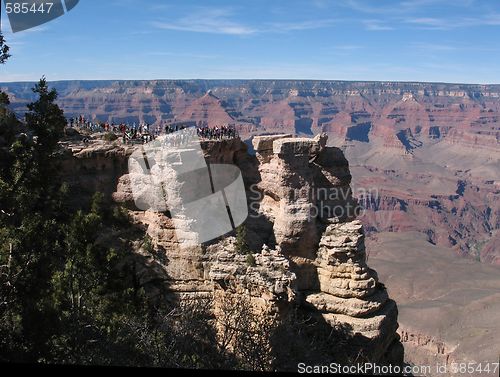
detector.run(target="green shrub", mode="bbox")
[235,225,250,255]
[143,235,154,254]
[104,132,118,142]
[246,253,256,267]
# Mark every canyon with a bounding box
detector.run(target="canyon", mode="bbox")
[2,79,498,264]
[2,79,499,372]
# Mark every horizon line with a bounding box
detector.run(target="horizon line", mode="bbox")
[2,78,500,87]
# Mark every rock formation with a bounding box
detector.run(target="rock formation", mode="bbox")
[249,134,403,363]
[58,131,404,364]
[58,131,404,365]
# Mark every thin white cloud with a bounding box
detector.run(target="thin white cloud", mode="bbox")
[363,20,394,31]
[410,42,500,53]
[152,20,255,35]
[325,45,364,57]
[404,14,500,29]
[341,0,500,31]
[152,8,257,35]
[146,51,220,59]
[267,18,338,32]
[311,0,331,9]
[411,42,458,51]
[334,44,364,50]
[344,0,475,15]
[149,3,171,12]
[484,14,500,25]
[343,0,392,14]
[152,7,338,36]
[399,0,476,9]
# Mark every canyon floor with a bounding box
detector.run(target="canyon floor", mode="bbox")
[342,136,499,373]
[368,231,500,374]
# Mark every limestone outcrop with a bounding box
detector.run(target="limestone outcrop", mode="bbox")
[249,134,403,363]
[63,133,403,365]
[309,220,400,361]
[206,239,296,303]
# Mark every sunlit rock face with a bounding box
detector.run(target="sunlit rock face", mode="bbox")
[63,133,403,364]
[248,134,403,363]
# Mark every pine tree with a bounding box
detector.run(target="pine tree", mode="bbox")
[235,224,250,255]
[0,33,10,64]
[0,81,152,364]
[0,78,69,361]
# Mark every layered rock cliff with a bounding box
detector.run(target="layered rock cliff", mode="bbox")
[3,79,498,264]
[248,134,402,363]
[59,132,404,365]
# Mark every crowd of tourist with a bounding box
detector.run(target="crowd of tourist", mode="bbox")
[162,128,197,148]
[67,115,239,145]
[196,125,237,140]
[69,115,162,142]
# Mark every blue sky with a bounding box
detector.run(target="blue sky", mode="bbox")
[1,0,500,83]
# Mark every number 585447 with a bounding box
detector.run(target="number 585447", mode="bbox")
[5,2,54,14]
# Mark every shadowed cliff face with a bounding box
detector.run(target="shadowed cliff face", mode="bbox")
[2,79,499,264]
